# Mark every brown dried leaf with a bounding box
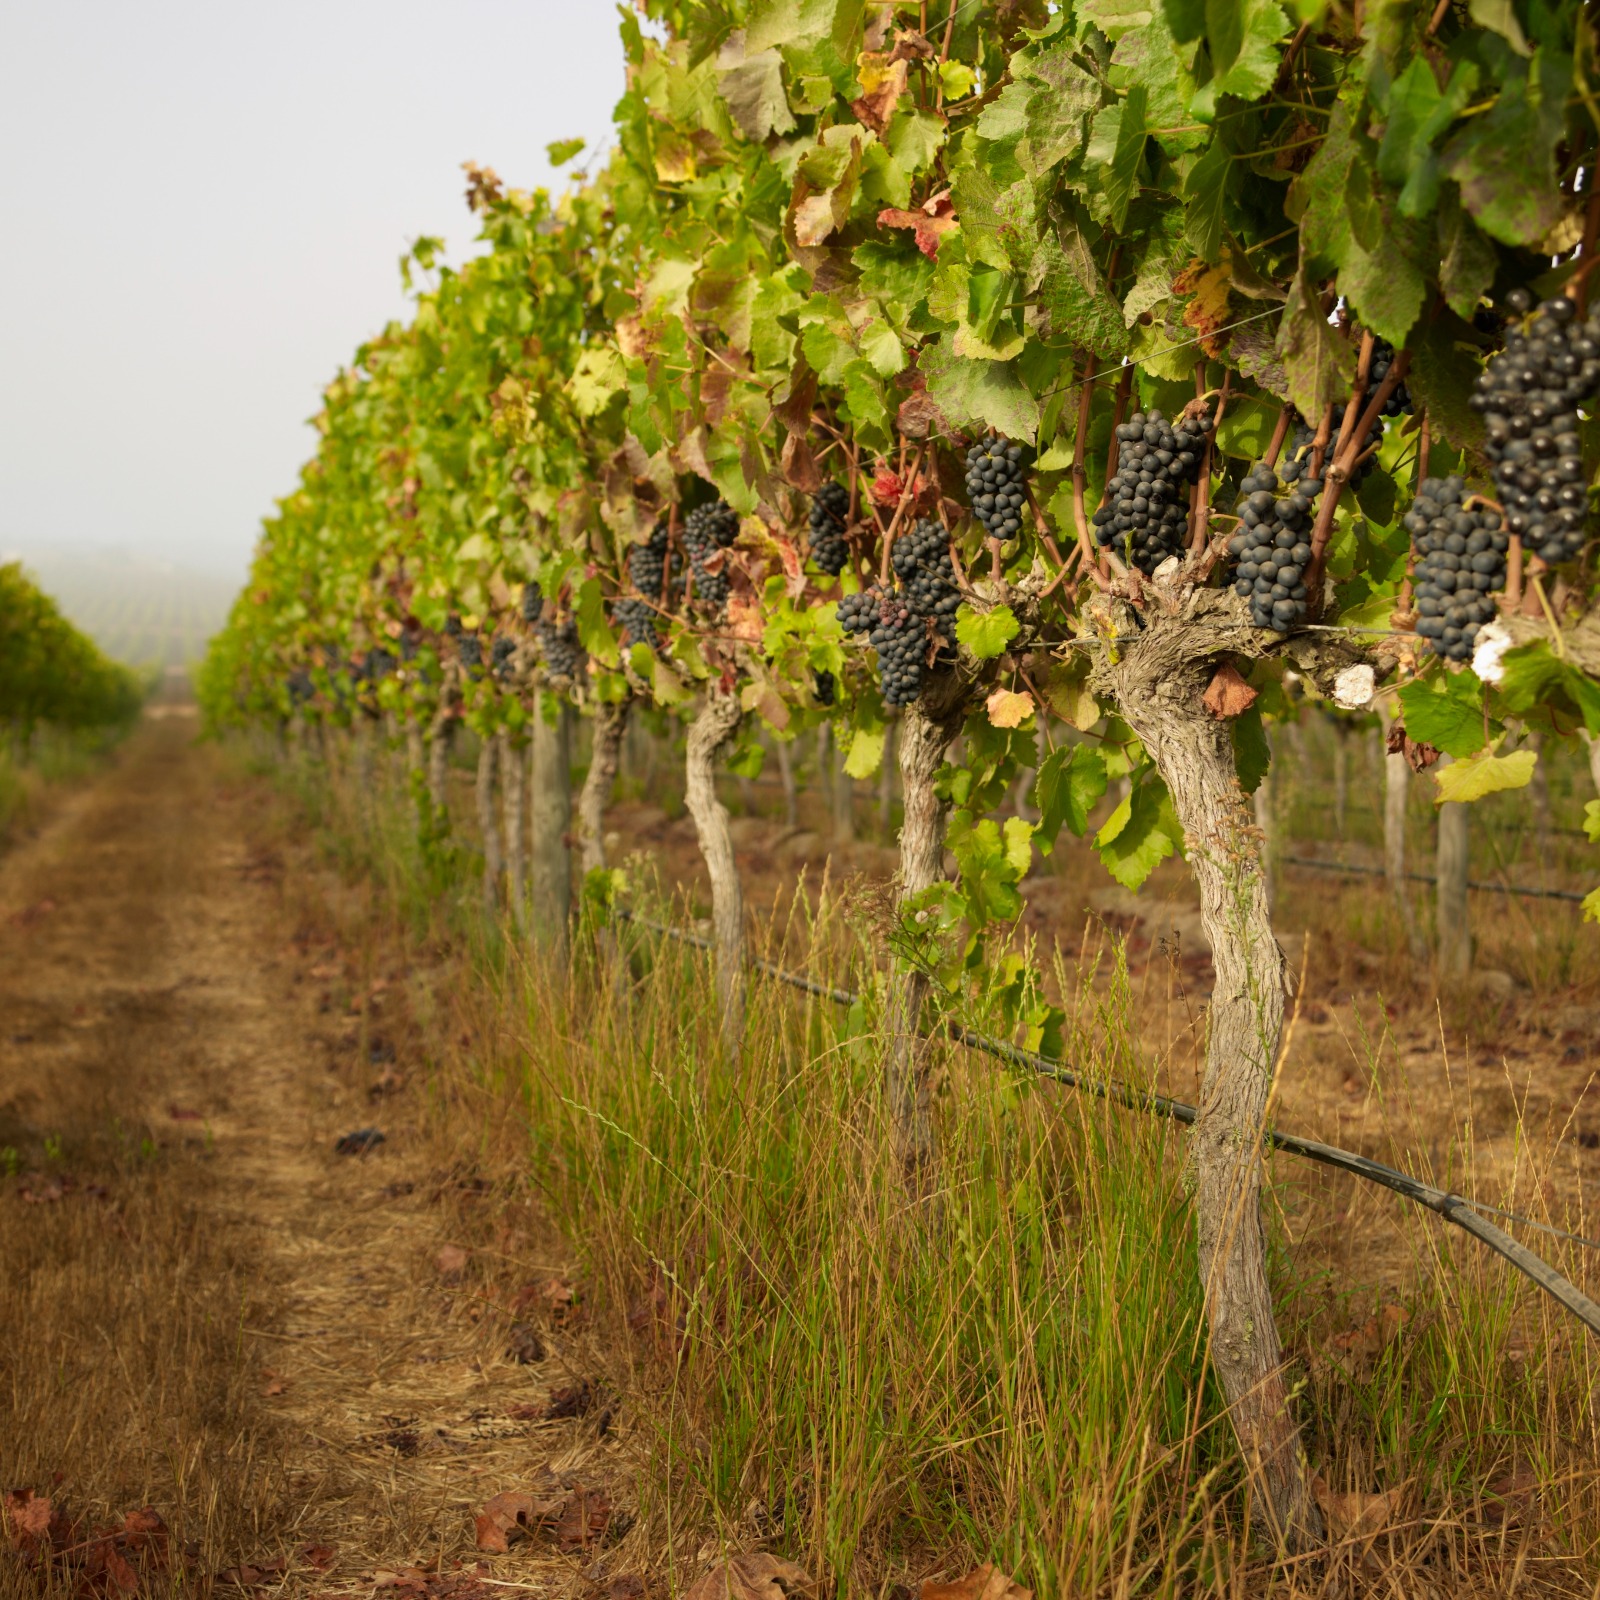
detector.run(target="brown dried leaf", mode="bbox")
[552,1487,611,1554]
[435,1244,469,1283]
[896,390,948,440]
[1310,1476,1410,1541]
[295,1543,336,1572]
[680,1552,816,1600]
[1327,1302,1408,1370]
[877,206,958,261]
[919,1565,1033,1600]
[546,1380,595,1420]
[780,432,823,493]
[3,1489,63,1553]
[1201,662,1258,719]
[472,1476,569,1552]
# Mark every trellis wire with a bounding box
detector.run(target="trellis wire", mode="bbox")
[616,910,1600,1339]
[1282,854,1588,905]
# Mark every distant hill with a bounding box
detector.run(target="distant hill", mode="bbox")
[0,546,238,669]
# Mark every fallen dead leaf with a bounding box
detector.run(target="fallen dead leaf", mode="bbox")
[919,1565,1032,1600]
[19,1174,68,1204]
[295,1542,336,1571]
[1310,1476,1410,1543]
[507,1322,544,1364]
[681,1553,815,1600]
[435,1243,470,1283]
[552,1487,612,1553]
[472,1476,568,1553]
[167,1105,205,1122]
[546,1380,595,1420]
[1201,662,1258,719]
[603,1578,648,1600]
[1322,1302,1409,1375]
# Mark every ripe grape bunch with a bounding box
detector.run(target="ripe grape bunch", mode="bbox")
[683,500,740,608]
[838,519,957,707]
[521,581,544,625]
[1406,476,1508,662]
[1470,289,1600,565]
[1226,463,1318,633]
[287,668,314,705]
[813,669,835,707]
[491,635,518,680]
[458,633,484,675]
[1092,408,1212,573]
[616,521,670,648]
[807,482,851,576]
[966,435,1030,540]
[1280,338,1409,492]
[535,615,585,681]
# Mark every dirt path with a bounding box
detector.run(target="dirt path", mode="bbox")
[0,717,618,1598]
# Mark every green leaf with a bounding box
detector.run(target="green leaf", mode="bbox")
[922,343,1040,440]
[1033,743,1108,852]
[1584,886,1600,926]
[1214,395,1278,460]
[718,39,798,142]
[1086,85,1148,232]
[1032,227,1129,354]
[1433,747,1537,803]
[886,109,946,174]
[938,60,977,102]
[1441,51,1569,247]
[1494,641,1600,735]
[1397,679,1490,758]
[1437,184,1499,320]
[1468,0,1530,56]
[1003,815,1034,879]
[575,578,620,669]
[547,137,586,167]
[1583,798,1600,845]
[569,346,629,417]
[746,0,837,51]
[1275,269,1354,421]
[955,603,1021,660]
[1198,0,1288,113]
[844,724,886,779]
[1231,705,1271,793]
[1095,774,1179,889]
[1183,137,1232,262]
[1017,52,1102,175]
[1408,312,1486,454]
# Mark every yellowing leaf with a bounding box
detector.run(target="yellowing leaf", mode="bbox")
[653,130,698,184]
[986,687,1035,728]
[845,724,886,778]
[1432,748,1537,804]
[938,61,977,102]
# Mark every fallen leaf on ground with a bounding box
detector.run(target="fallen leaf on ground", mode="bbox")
[546,1380,594,1419]
[19,1174,68,1204]
[919,1565,1032,1600]
[435,1244,469,1282]
[1482,1462,1539,1525]
[472,1476,568,1552]
[681,1552,815,1600]
[2,1489,67,1553]
[506,1322,544,1364]
[603,1578,647,1600]
[552,1487,611,1553]
[1323,1303,1408,1374]
[1310,1476,1410,1542]
[261,1372,288,1397]
[295,1542,336,1570]
[167,1105,204,1121]
[216,1556,288,1587]
[334,1127,385,1156]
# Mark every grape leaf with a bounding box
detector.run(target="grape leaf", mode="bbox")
[1086,85,1149,232]
[575,578,620,669]
[1033,744,1109,852]
[922,344,1041,439]
[1275,269,1355,421]
[1094,772,1180,889]
[844,724,886,778]
[1397,679,1491,758]
[1231,705,1271,794]
[955,603,1021,660]
[1183,137,1232,262]
[1432,748,1536,803]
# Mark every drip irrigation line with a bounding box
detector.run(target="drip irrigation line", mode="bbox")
[1282,854,1588,905]
[616,910,1600,1339]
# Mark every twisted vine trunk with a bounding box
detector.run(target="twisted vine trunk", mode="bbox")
[684,691,745,1060]
[529,700,573,959]
[577,697,630,877]
[499,729,526,930]
[1375,704,1426,959]
[477,735,501,913]
[883,682,966,1181]
[1435,758,1471,982]
[1107,632,1320,1550]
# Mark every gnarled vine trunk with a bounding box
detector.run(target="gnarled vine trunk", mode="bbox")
[684,691,745,1060]
[1375,703,1426,960]
[477,735,501,913]
[883,679,967,1182]
[1104,628,1320,1550]
[577,696,630,877]
[529,700,573,959]
[1435,759,1471,982]
[499,729,526,930]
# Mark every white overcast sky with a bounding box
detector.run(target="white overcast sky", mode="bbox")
[0,2,627,581]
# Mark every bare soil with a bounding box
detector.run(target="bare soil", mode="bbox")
[0,716,625,1598]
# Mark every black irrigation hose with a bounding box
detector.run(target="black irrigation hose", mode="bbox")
[1283,854,1589,905]
[617,911,1600,1340]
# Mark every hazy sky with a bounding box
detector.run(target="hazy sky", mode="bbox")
[0,2,627,581]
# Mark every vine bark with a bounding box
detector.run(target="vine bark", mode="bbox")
[577,697,630,877]
[684,690,745,1060]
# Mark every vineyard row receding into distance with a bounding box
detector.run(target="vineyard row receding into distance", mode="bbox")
[192,0,1600,1581]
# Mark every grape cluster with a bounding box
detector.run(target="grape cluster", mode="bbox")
[1406,476,1508,661]
[614,598,660,649]
[536,615,585,680]
[683,500,740,607]
[288,669,314,705]
[1470,289,1599,566]
[1091,408,1212,573]
[807,482,851,576]
[398,625,422,662]
[628,521,671,599]
[1368,338,1411,417]
[965,435,1030,540]
[1279,338,1411,494]
[814,669,835,707]
[491,635,517,680]
[838,588,930,706]
[891,518,961,628]
[444,614,464,639]
[837,520,958,706]
[521,582,544,625]
[1226,464,1318,633]
[458,634,484,675]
